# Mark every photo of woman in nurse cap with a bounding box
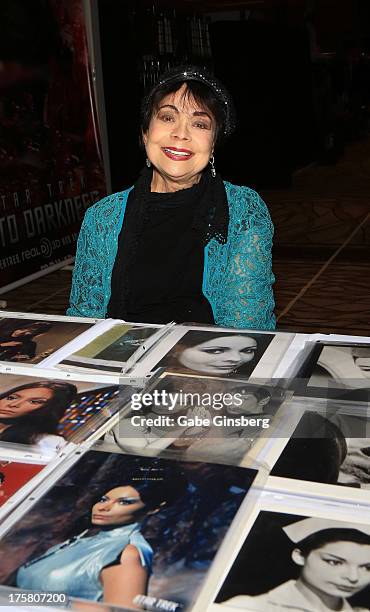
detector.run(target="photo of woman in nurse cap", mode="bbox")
[222,517,370,611]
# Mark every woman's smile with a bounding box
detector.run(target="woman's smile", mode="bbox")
[161,146,194,161]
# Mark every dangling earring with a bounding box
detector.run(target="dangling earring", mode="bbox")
[146,158,151,168]
[209,155,216,178]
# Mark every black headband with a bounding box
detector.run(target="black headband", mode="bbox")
[145,65,236,137]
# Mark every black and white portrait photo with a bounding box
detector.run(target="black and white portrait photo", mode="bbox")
[215,511,370,611]
[271,408,370,490]
[156,330,274,378]
[104,374,286,466]
[300,343,370,400]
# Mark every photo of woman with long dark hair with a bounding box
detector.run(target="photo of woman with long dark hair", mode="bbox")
[157,330,273,377]
[15,476,186,607]
[0,451,254,610]
[0,381,77,452]
[217,513,370,611]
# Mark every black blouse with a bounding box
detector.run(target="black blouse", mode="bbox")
[108,180,214,324]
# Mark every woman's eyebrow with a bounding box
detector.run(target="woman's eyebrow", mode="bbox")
[158,105,212,120]
[322,553,346,561]
[198,345,226,349]
[193,110,212,120]
[158,104,179,113]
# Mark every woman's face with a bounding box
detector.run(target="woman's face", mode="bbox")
[91,486,146,527]
[178,336,257,375]
[143,83,215,191]
[295,541,370,599]
[0,387,53,418]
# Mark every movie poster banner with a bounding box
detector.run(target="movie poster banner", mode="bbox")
[0,0,106,291]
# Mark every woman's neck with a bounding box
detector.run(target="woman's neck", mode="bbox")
[296,577,343,611]
[150,169,201,193]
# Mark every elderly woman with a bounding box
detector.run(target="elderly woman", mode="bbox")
[67,66,275,330]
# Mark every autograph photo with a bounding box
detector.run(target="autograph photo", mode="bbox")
[271,405,370,490]
[104,373,286,466]
[0,373,129,453]
[156,329,274,378]
[0,450,257,610]
[0,317,92,365]
[298,342,370,401]
[60,323,161,374]
[215,510,370,611]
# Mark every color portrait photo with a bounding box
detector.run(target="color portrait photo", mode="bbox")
[0,317,93,365]
[0,450,257,610]
[0,372,133,454]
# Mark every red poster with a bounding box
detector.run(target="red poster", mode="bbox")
[0,0,106,291]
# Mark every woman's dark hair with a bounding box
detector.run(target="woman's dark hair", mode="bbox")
[297,528,370,557]
[0,381,77,445]
[129,472,188,510]
[141,66,235,147]
[159,330,262,376]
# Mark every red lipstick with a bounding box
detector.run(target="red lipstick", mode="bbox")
[161,147,193,161]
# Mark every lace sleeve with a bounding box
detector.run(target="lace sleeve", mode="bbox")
[213,189,276,330]
[67,197,111,318]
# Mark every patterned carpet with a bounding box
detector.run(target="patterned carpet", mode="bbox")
[1,136,369,336]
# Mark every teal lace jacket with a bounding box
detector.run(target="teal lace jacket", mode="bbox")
[67,181,276,330]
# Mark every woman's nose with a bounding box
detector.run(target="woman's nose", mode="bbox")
[96,501,111,511]
[345,566,360,583]
[224,351,241,363]
[171,118,190,140]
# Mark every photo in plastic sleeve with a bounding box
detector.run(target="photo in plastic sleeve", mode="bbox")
[297,342,370,402]
[0,317,93,365]
[0,372,128,454]
[103,373,287,466]
[0,459,44,508]
[59,324,160,373]
[0,450,257,610]
[214,509,370,611]
[154,329,275,378]
[271,399,370,490]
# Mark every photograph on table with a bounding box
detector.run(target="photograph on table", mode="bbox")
[0,449,258,610]
[0,317,93,365]
[297,342,370,401]
[103,373,288,466]
[270,398,370,494]
[0,372,133,454]
[141,327,294,381]
[59,323,162,374]
[0,458,44,509]
[214,509,370,611]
